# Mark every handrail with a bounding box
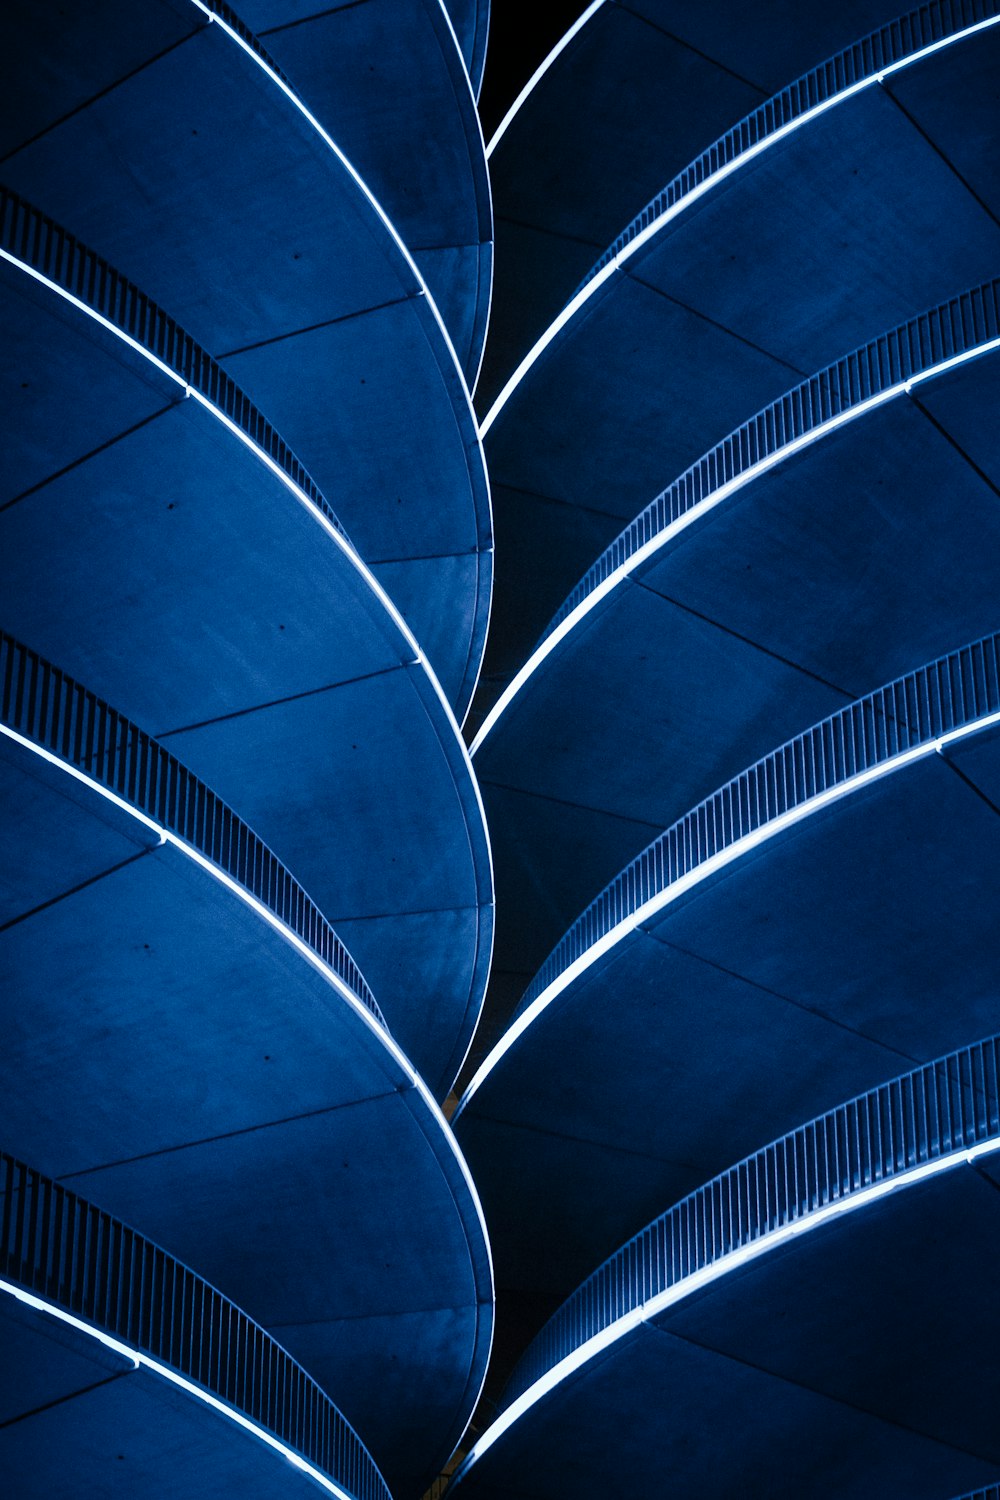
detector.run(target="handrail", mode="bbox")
[521,631,1000,1014]
[546,278,1000,636]
[577,0,999,295]
[503,1033,1000,1406]
[0,630,382,1023]
[0,183,351,545]
[0,1149,390,1500]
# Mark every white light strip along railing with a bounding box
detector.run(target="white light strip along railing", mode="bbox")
[459,634,1000,1112]
[472,315,1000,754]
[1,1280,363,1500]
[455,1138,1000,1477]
[191,0,480,416]
[480,7,1000,437]
[485,0,605,158]
[0,715,493,1313]
[0,237,494,928]
[457,1027,1000,1477]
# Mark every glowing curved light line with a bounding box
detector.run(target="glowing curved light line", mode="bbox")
[486,0,605,158]
[457,709,1000,1116]
[480,12,1000,439]
[190,2,467,390]
[0,719,496,1351]
[471,333,1000,754]
[1,1280,359,1500]
[191,0,495,706]
[0,246,494,949]
[433,0,494,397]
[453,1134,1000,1480]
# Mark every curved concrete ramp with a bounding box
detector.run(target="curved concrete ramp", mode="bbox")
[0,0,491,718]
[480,0,938,408]
[0,194,493,1100]
[472,285,1000,1004]
[0,633,492,1496]
[234,0,492,385]
[478,3,1000,705]
[452,1038,1000,1498]
[456,634,1000,1321]
[0,1151,391,1500]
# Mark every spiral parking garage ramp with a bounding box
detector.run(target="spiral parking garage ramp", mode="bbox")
[0,186,492,1102]
[471,281,1000,1030]
[474,0,1000,718]
[0,632,493,1495]
[457,633,1000,1343]
[452,1037,1000,1497]
[479,0,953,408]
[0,0,492,721]
[0,1151,391,1500]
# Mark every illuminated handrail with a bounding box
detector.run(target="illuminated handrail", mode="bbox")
[521,631,1000,1014]
[0,630,382,1023]
[503,1034,1000,1407]
[546,278,1000,636]
[0,183,350,545]
[578,0,999,295]
[0,1149,390,1500]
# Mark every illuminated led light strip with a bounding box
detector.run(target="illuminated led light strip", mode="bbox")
[190,1,479,415]
[192,0,497,719]
[0,1280,360,1500]
[457,706,1000,1115]
[0,714,496,1389]
[432,0,494,396]
[471,333,1000,753]
[453,1134,1000,1479]
[0,244,494,914]
[486,0,605,157]
[480,11,1000,438]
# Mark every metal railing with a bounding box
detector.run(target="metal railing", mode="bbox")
[0,1150,390,1500]
[578,0,999,293]
[0,183,350,546]
[0,630,382,1024]
[547,278,1000,637]
[522,631,1000,1013]
[503,1035,1000,1406]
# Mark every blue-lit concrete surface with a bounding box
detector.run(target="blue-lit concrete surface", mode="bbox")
[0,636,492,1495]
[451,1040,1000,1498]
[0,197,492,1099]
[476,2,1000,708]
[456,635,1000,1316]
[472,285,1000,994]
[234,0,492,384]
[480,0,941,409]
[0,1153,390,1500]
[0,0,491,718]
[443,0,489,98]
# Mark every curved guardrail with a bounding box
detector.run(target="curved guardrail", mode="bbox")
[0,1149,390,1500]
[577,0,1000,295]
[520,630,1000,1014]
[0,183,350,544]
[0,630,381,1023]
[545,278,1000,636]
[502,1033,1000,1407]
